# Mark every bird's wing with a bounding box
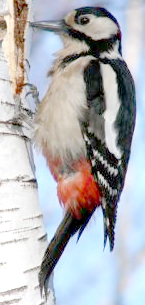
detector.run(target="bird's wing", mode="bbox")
[82,58,135,250]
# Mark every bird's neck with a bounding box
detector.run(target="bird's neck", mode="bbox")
[49,38,122,76]
[100,40,122,60]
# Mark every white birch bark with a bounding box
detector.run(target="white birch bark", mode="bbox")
[0,1,55,304]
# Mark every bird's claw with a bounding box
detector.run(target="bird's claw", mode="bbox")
[23,83,40,107]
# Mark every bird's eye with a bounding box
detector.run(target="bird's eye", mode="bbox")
[79,16,90,25]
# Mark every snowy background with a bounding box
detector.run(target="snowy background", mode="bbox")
[29,1,145,304]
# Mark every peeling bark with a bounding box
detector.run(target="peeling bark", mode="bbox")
[13,0,28,94]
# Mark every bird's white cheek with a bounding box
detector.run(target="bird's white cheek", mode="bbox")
[73,16,118,41]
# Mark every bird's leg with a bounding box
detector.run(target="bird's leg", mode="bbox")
[11,93,35,130]
[24,83,40,108]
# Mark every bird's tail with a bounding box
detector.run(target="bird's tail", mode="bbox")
[39,208,95,296]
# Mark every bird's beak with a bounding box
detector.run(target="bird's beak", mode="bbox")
[30,20,69,33]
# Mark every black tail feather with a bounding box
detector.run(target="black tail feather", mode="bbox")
[101,205,115,251]
[77,207,96,241]
[39,209,94,297]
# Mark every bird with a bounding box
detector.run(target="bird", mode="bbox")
[31,6,136,297]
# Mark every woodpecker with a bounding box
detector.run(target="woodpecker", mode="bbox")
[31,6,136,296]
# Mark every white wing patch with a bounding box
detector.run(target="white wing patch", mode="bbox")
[100,62,122,159]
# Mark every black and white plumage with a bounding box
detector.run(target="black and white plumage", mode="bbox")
[83,55,136,248]
[31,6,136,284]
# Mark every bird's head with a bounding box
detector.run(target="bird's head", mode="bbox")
[31,7,122,56]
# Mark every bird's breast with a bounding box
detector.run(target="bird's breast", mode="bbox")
[35,56,94,162]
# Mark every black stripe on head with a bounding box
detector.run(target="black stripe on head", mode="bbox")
[59,33,121,69]
[66,28,120,57]
[75,7,120,30]
[72,7,122,55]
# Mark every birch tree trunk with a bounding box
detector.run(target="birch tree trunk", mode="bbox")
[0,1,54,304]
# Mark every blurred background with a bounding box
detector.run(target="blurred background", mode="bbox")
[29,1,145,304]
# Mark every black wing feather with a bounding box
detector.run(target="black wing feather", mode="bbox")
[83,58,136,250]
